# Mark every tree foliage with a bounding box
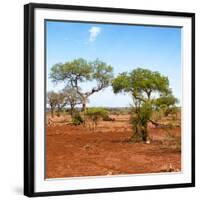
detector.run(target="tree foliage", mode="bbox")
[50,58,114,112]
[62,86,83,116]
[154,95,178,116]
[71,112,84,125]
[47,91,67,117]
[47,91,58,118]
[47,86,83,118]
[112,68,171,100]
[85,108,108,131]
[112,68,178,142]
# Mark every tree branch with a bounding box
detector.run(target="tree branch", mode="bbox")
[148,119,172,128]
[85,83,104,97]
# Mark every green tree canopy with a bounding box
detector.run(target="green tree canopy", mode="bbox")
[112,68,171,101]
[62,86,83,116]
[112,68,178,142]
[50,58,113,112]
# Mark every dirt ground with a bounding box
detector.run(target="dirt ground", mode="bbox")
[46,115,181,178]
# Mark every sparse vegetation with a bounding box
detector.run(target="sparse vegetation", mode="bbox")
[50,58,113,112]
[47,61,181,178]
[45,20,182,179]
[47,91,66,117]
[71,112,84,125]
[85,107,109,131]
[62,86,83,116]
[112,68,178,143]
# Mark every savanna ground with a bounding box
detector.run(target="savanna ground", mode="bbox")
[46,112,181,178]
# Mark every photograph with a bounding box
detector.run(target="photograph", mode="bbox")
[45,20,182,179]
[24,3,195,196]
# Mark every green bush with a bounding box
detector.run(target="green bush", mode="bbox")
[85,108,109,130]
[130,102,153,142]
[86,108,108,119]
[71,112,84,125]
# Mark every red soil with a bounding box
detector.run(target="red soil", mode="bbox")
[46,115,181,178]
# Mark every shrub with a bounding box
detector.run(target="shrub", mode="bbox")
[86,108,108,118]
[130,102,153,142]
[71,112,84,125]
[85,108,109,131]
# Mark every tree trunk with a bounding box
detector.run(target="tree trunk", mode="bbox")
[82,97,87,112]
[57,110,60,117]
[70,104,75,117]
[56,106,61,117]
[141,124,148,142]
[51,108,54,118]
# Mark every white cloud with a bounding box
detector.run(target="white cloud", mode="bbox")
[89,26,101,42]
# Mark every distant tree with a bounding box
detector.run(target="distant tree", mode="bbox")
[47,91,58,118]
[62,86,83,116]
[154,95,179,117]
[55,92,66,117]
[112,68,178,142]
[50,58,113,112]
[47,91,66,117]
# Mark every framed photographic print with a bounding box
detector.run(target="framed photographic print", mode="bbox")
[24,3,195,197]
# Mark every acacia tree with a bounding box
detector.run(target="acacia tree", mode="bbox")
[47,91,67,117]
[154,95,178,117]
[47,91,57,118]
[50,58,113,112]
[112,68,178,142]
[62,86,83,116]
[85,108,108,131]
[55,92,67,116]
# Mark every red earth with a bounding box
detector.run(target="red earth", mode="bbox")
[46,115,181,178]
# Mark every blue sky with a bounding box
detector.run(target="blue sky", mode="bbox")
[46,21,181,107]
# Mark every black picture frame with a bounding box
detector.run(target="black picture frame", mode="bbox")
[24,3,195,197]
